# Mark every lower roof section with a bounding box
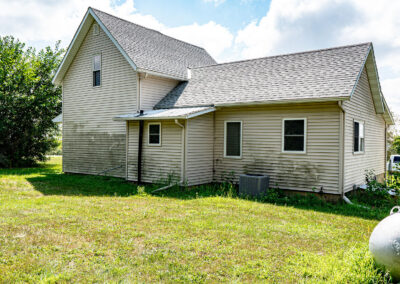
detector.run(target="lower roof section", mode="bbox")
[113,107,215,121]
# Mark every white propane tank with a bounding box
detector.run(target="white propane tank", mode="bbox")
[369,206,400,281]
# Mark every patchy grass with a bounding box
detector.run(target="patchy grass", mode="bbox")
[0,157,393,282]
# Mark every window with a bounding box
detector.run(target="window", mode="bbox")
[148,123,161,146]
[93,54,101,87]
[93,24,99,36]
[224,121,242,158]
[282,118,306,153]
[354,121,364,153]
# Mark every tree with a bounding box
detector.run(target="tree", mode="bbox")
[391,136,400,155]
[0,36,63,167]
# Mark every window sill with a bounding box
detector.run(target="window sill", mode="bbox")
[353,151,365,155]
[148,144,161,147]
[281,151,307,154]
[224,155,242,159]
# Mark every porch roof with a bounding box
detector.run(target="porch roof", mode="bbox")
[113,107,215,121]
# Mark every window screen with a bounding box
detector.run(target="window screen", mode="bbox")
[149,124,161,145]
[354,121,364,153]
[225,122,241,157]
[283,119,305,152]
[93,55,101,87]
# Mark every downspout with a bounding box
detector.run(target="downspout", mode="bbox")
[175,119,186,184]
[338,101,346,196]
[385,122,387,181]
[137,117,144,183]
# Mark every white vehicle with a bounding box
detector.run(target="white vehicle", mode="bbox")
[387,155,400,173]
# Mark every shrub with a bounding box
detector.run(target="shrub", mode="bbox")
[0,36,63,167]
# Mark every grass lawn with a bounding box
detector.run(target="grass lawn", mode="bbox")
[0,157,393,282]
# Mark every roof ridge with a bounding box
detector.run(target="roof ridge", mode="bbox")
[89,7,209,52]
[191,42,372,69]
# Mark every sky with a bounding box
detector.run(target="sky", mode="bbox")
[1,0,400,116]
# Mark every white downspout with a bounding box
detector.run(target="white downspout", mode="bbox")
[175,119,185,185]
[338,101,346,196]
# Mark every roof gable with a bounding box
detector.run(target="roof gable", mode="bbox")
[53,7,216,85]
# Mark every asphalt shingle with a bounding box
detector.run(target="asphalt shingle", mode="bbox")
[92,8,216,80]
[155,43,371,108]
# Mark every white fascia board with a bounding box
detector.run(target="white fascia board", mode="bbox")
[88,8,137,71]
[349,44,372,100]
[52,9,93,85]
[52,8,139,86]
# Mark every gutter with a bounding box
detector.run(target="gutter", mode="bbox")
[214,96,350,108]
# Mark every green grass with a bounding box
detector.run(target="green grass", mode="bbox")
[0,157,393,282]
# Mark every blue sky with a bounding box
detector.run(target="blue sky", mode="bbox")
[0,0,400,118]
[133,0,271,32]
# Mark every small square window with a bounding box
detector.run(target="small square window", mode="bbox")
[282,119,306,153]
[148,123,161,146]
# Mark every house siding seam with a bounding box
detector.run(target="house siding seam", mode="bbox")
[127,120,182,183]
[185,113,214,186]
[342,67,386,192]
[139,75,179,110]
[62,22,137,178]
[213,103,341,194]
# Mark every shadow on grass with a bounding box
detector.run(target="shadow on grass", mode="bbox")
[25,172,397,221]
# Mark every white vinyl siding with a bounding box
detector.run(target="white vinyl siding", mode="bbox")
[140,75,179,110]
[127,120,182,183]
[62,22,137,177]
[185,113,214,186]
[213,103,341,194]
[342,67,386,192]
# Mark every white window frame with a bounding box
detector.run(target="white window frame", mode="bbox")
[92,54,101,87]
[224,121,242,159]
[148,122,161,146]
[282,118,307,154]
[353,120,365,154]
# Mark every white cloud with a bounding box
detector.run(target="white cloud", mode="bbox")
[1,0,399,117]
[234,0,400,116]
[0,0,233,59]
[203,0,226,7]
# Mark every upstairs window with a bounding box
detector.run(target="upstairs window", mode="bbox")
[93,54,101,87]
[354,121,364,153]
[148,123,161,146]
[283,118,306,153]
[224,121,242,158]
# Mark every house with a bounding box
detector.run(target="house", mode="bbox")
[52,7,394,196]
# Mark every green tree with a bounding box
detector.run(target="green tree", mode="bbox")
[0,36,63,167]
[391,136,400,155]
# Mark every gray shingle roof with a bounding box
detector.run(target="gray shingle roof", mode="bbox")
[155,43,372,108]
[92,8,216,80]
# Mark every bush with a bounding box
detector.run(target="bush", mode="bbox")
[348,170,399,209]
[0,36,63,167]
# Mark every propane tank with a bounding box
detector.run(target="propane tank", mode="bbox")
[369,206,400,280]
